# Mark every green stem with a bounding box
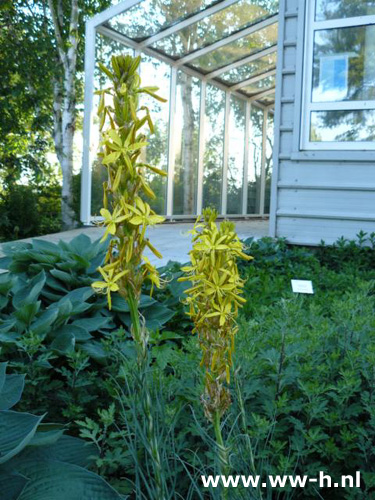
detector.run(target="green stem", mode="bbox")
[127,288,166,500]
[213,411,229,500]
[235,373,263,500]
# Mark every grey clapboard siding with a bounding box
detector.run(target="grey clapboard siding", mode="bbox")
[270,0,375,245]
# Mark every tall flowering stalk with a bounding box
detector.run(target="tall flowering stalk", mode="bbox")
[180,209,252,488]
[91,54,167,499]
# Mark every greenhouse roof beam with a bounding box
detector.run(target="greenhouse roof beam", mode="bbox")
[206,45,277,80]
[175,14,278,66]
[97,24,253,103]
[90,0,143,28]
[139,0,240,48]
[249,87,275,101]
[230,68,277,91]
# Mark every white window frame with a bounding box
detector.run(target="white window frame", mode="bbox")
[301,1,375,151]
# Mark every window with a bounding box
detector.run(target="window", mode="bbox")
[301,1,375,150]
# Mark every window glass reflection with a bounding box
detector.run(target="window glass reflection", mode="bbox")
[316,0,375,21]
[151,0,278,58]
[218,52,277,85]
[173,72,200,215]
[203,84,225,211]
[310,110,375,142]
[108,0,219,41]
[241,75,275,96]
[192,23,278,73]
[264,112,274,214]
[247,106,263,214]
[312,25,375,102]
[138,55,170,214]
[227,97,246,215]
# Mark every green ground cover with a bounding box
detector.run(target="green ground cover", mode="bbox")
[0,233,375,499]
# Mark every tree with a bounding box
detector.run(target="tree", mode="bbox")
[0,0,111,231]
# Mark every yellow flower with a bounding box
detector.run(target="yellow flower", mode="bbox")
[126,197,165,240]
[100,206,129,242]
[92,267,129,309]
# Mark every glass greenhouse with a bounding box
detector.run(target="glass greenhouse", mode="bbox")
[81,0,278,224]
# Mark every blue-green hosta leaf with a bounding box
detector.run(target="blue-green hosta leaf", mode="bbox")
[0,273,14,295]
[30,308,59,336]
[63,287,95,303]
[0,294,9,311]
[0,411,44,464]
[28,424,65,447]
[12,271,46,309]
[14,302,41,327]
[0,472,28,500]
[12,435,96,468]
[111,293,156,313]
[0,320,16,334]
[80,341,107,364]
[0,331,20,343]
[30,239,62,257]
[143,303,175,331]
[72,316,113,332]
[67,234,93,255]
[11,461,122,500]
[51,325,92,342]
[0,374,25,410]
[1,241,30,257]
[50,332,75,354]
[0,363,7,393]
[50,269,77,286]
[46,275,68,293]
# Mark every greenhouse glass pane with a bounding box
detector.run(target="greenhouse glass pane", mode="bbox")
[108,0,219,41]
[241,75,275,96]
[312,25,375,103]
[191,23,278,73]
[138,55,171,214]
[316,0,375,21]
[310,110,375,142]
[151,0,278,58]
[173,72,200,215]
[264,112,274,215]
[227,96,246,214]
[217,51,277,84]
[91,33,134,217]
[247,106,263,214]
[203,84,225,211]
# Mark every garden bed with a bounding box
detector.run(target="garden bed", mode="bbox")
[1,233,375,498]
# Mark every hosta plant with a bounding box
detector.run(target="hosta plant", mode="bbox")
[92,54,168,499]
[180,208,251,493]
[0,362,121,500]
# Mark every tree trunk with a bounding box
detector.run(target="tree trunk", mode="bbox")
[48,0,78,230]
[180,72,195,214]
[60,69,76,229]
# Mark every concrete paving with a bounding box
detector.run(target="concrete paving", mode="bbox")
[0,219,269,267]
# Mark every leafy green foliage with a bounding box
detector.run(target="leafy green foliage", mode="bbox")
[2,233,375,498]
[0,234,178,424]
[0,183,62,242]
[0,362,121,500]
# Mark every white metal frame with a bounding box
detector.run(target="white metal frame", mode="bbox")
[301,1,375,151]
[81,0,278,224]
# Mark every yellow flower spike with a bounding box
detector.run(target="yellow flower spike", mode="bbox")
[180,208,251,422]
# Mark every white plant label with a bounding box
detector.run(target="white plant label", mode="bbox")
[291,280,314,294]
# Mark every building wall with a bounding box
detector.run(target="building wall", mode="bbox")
[270,0,375,245]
